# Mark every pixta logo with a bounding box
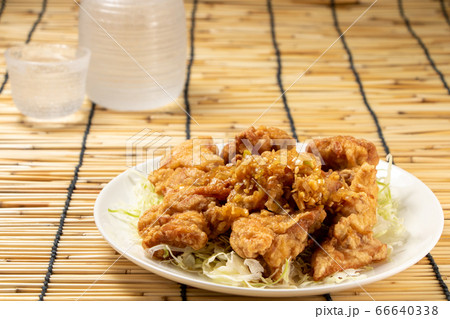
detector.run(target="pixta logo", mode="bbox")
[126,129,172,173]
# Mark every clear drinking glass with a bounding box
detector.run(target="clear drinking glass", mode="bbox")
[4,44,91,119]
[79,0,187,111]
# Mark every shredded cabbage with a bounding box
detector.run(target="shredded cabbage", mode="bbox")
[373,154,408,248]
[110,155,406,288]
[108,169,162,230]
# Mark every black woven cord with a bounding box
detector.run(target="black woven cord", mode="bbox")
[0,0,47,95]
[38,103,96,301]
[267,0,299,141]
[183,0,198,140]
[180,283,188,301]
[0,0,7,111]
[0,72,8,95]
[399,0,450,300]
[332,0,450,300]
[440,0,450,26]
[0,0,6,22]
[25,0,47,44]
[427,253,450,300]
[179,0,199,300]
[330,0,390,157]
[324,293,333,301]
[0,0,6,92]
[398,0,450,94]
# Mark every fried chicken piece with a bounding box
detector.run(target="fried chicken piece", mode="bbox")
[350,162,379,198]
[138,189,217,232]
[306,136,386,280]
[204,203,249,238]
[159,137,224,171]
[140,137,237,252]
[231,207,326,275]
[312,163,387,280]
[139,171,242,248]
[329,163,378,220]
[138,189,217,251]
[307,136,379,170]
[150,165,235,202]
[138,192,247,250]
[190,165,236,201]
[227,148,298,212]
[230,215,274,259]
[149,136,230,196]
[139,209,209,251]
[222,126,296,163]
[149,167,206,195]
[312,233,387,281]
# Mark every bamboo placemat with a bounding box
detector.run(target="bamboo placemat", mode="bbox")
[0,0,449,301]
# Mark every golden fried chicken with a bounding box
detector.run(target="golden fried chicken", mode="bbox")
[222,126,296,163]
[139,153,219,251]
[231,207,326,275]
[149,136,231,197]
[149,167,206,195]
[311,155,387,279]
[204,203,249,238]
[139,172,244,250]
[190,165,236,201]
[227,148,298,212]
[139,197,248,250]
[138,188,217,231]
[139,209,210,251]
[329,163,378,221]
[307,135,379,170]
[312,233,387,281]
[137,127,388,282]
[140,134,241,253]
[159,136,224,171]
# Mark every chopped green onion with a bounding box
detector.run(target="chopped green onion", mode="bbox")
[303,160,313,167]
[108,208,140,218]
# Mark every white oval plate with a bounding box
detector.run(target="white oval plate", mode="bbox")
[94,152,444,297]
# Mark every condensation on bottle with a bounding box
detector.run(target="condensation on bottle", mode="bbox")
[79,0,187,111]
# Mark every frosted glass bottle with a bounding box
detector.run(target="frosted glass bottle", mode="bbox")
[79,0,187,111]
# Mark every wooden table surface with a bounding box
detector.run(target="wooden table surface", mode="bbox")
[0,0,449,301]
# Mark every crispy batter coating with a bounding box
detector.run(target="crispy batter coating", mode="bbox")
[149,138,233,198]
[222,126,296,163]
[312,233,387,280]
[190,166,236,201]
[312,163,387,280]
[149,167,206,195]
[159,136,224,171]
[139,168,241,250]
[231,207,326,274]
[308,135,379,170]
[204,203,249,238]
[140,136,228,252]
[138,189,216,251]
[138,189,217,231]
[138,194,248,250]
[329,163,378,220]
[139,209,209,250]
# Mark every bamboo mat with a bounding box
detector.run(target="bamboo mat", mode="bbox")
[0,0,449,301]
